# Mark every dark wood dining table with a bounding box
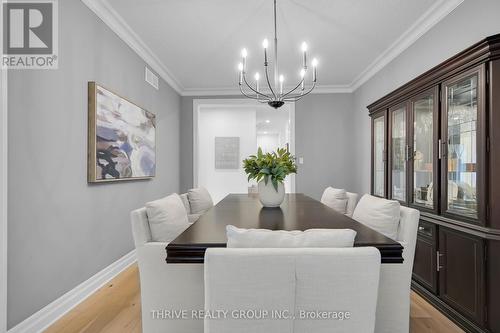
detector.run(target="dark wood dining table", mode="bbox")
[166,193,403,264]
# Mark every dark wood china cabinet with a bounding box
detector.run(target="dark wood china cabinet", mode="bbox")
[368,34,500,333]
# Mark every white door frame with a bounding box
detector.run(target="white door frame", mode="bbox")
[0,1,8,330]
[193,98,296,192]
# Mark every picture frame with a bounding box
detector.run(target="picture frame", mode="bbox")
[87,82,156,183]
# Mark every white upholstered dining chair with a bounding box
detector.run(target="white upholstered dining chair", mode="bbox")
[320,187,359,217]
[352,194,420,333]
[131,194,205,333]
[204,247,381,333]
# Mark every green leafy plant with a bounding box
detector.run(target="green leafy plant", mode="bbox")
[243,147,297,192]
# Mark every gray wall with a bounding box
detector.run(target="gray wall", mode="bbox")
[180,94,355,200]
[351,0,500,195]
[7,0,181,328]
[295,93,355,200]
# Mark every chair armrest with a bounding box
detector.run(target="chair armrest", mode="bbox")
[136,242,169,266]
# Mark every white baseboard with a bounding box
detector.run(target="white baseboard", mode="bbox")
[8,250,137,333]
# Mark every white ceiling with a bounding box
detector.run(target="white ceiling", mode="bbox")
[90,0,464,95]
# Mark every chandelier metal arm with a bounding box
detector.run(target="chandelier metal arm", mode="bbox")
[238,83,270,103]
[282,81,317,102]
[238,84,260,100]
[264,65,277,99]
[242,73,272,100]
[280,78,305,99]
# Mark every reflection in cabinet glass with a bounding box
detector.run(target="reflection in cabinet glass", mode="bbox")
[373,116,385,197]
[413,95,434,208]
[391,107,406,202]
[446,75,478,219]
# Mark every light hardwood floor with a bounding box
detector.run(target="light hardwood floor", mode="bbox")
[45,263,464,333]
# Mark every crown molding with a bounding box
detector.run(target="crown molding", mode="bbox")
[82,0,463,96]
[181,87,240,97]
[349,0,464,91]
[313,84,353,94]
[182,84,352,97]
[81,0,184,94]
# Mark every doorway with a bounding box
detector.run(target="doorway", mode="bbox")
[193,99,295,203]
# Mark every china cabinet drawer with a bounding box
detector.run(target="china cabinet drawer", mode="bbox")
[417,221,435,239]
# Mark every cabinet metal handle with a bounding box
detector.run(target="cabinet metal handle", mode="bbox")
[438,139,447,160]
[438,139,442,159]
[418,226,425,231]
[437,251,444,272]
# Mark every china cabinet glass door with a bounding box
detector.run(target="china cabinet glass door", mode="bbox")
[411,89,437,210]
[443,68,483,221]
[390,105,407,202]
[373,113,386,197]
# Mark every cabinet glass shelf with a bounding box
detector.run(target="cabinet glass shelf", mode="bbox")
[446,74,478,218]
[391,107,406,202]
[373,115,385,197]
[413,94,434,208]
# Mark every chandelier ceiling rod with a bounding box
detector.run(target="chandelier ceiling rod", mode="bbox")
[273,0,278,93]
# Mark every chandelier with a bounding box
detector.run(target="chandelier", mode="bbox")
[237,0,318,109]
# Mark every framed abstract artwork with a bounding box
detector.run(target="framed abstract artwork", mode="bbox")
[87,82,156,183]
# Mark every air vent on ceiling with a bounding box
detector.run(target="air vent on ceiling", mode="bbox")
[145,67,159,90]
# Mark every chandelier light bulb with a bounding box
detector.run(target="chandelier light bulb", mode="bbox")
[241,48,248,72]
[255,72,260,92]
[300,69,305,90]
[311,58,318,82]
[279,75,284,95]
[238,63,244,84]
[262,39,269,49]
[301,42,308,68]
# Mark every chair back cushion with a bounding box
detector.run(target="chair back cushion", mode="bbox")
[145,194,190,242]
[188,187,214,214]
[188,213,201,224]
[204,247,380,333]
[352,194,400,240]
[320,187,348,214]
[226,225,356,248]
[179,193,191,214]
[345,192,359,217]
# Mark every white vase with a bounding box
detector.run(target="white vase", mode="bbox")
[258,180,285,207]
